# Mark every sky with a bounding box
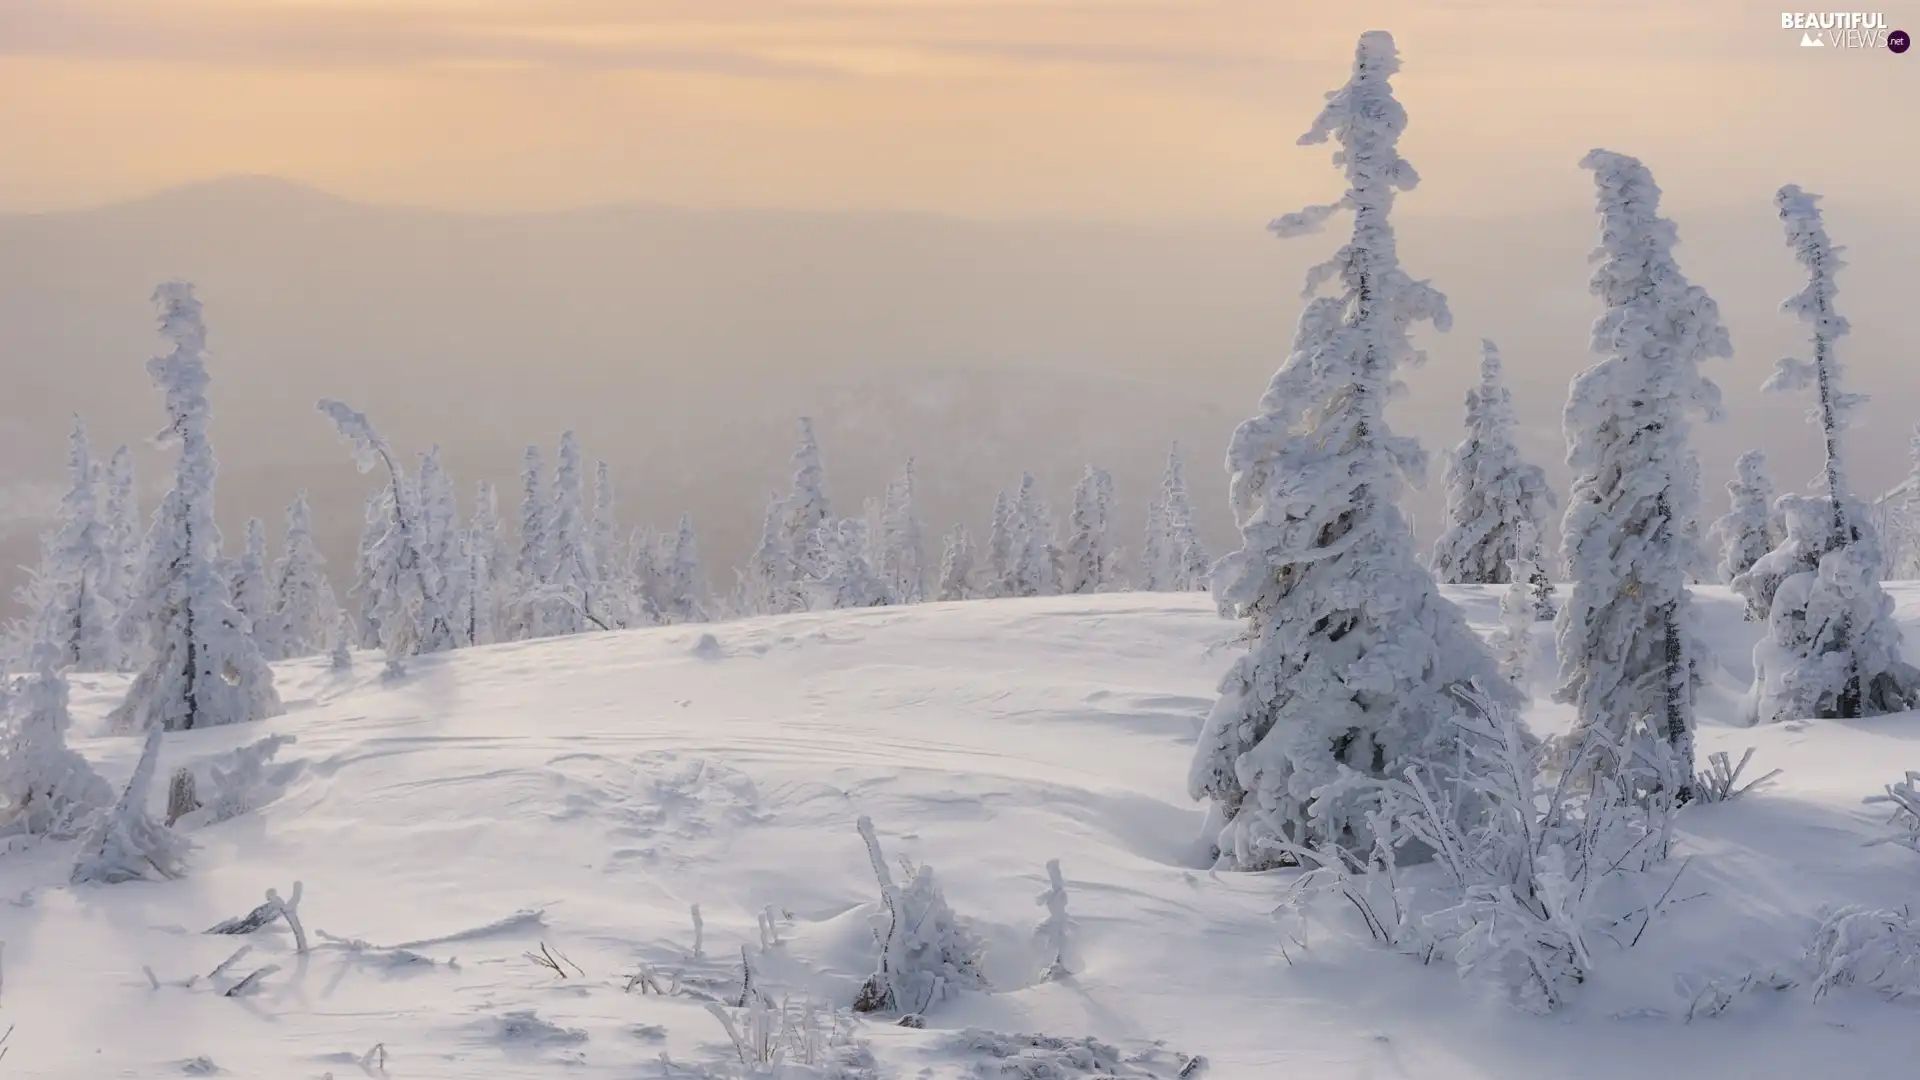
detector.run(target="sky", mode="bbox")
[1,0,1912,221]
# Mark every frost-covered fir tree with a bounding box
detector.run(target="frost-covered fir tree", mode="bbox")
[542,432,602,634]
[658,513,707,623]
[503,444,550,641]
[1555,151,1731,791]
[112,284,282,732]
[590,461,623,588]
[782,418,833,611]
[415,447,464,644]
[735,495,790,617]
[1714,449,1782,597]
[1007,474,1060,598]
[1061,466,1120,594]
[1139,499,1168,591]
[1874,426,1920,579]
[19,417,118,670]
[0,644,114,839]
[803,519,892,610]
[1428,341,1557,611]
[100,446,143,667]
[1158,446,1210,591]
[267,492,337,660]
[1188,32,1516,868]
[878,459,928,604]
[461,481,504,646]
[983,489,1016,599]
[349,489,386,649]
[1739,185,1920,722]
[936,525,975,601]
[230,518,271,644]
[318,399,456,668]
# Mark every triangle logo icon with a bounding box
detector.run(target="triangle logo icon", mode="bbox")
[1801,31,1825,45]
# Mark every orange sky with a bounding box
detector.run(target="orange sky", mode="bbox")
[0,0,1910,219]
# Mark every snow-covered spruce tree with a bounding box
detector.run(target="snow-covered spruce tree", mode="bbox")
[781,417,833,612]
[267,492,337,660]
[543,431,603,634]
[1188,33,1517,869]
[503,445,549,641]
[624,527,666,627]
[735,495,790,617]
[589,461,617,581]
[346,490,382,648]
[0,643,114,839]
[317,398,456,669]
[71,718,191,884]
[461,480,504,646]
[18,417,118,671]
[1139,499,1168,591]
[659,513,707,623]
[878,459,928,604]
[415,447,464,646]
[1740,185,1920,722]
[230,517,271,645]
[852,816,986,1016]
[101,445,143,668]
[803,519,892,610]
[983,489,1016,599]
[112,283,282,733]
[1428,340,1557,608]
[936,525,975,601]
[1158,446,1210,591]
[1714,449,1782,598]
[1061,466,1120,594]
[1008,473,1059,598]
[1554,151,1731,791]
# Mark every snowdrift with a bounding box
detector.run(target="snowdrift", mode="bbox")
[4,587,1920,1078]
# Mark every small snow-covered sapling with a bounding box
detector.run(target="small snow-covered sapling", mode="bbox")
[1034,858,1077,981]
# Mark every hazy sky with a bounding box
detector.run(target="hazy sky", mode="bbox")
[2,0,1911,220]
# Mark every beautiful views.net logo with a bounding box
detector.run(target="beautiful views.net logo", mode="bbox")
[1781,11,1910,50]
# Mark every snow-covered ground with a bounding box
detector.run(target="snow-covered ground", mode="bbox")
[6,586,1920,1078]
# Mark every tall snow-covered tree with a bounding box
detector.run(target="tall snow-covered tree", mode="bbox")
[19,417,118,671]
[349,489,387,648]
[503,445,550,641]
[1554,151,1731,792]
[658,513,707,623]
[543,431,601,634]
[1875,428,1920,579]
[936,524,975,601]
[1428,340,1557,612]
[983,489,1016,599]
[317,398,456,669]
[461,480,504,646]
[782,417,833,611]
[100,445,142,667]
[1739,185,1920,722]
[1714,449,1782,598]
[1061,466,1120,594]
[735,495,790,617]
[229,517,271,646]
[0,644,114,839]
[878,459,928,604]
[1008,473,1059,598]
[802,519,892,610]
[112,283,282,732]
[415,447,463,643]
[1158,446,1210,591]
[1188,32,1516,869]
[1140,499,1168,591]
[590,461,623,587]
[267,491,337,659]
